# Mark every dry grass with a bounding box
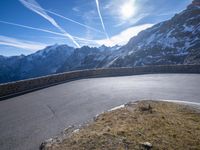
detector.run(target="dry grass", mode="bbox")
[45,101,200,150]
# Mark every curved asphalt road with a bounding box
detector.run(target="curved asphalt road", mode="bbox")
[0,74,200,150]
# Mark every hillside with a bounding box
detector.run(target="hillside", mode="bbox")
[0,0,199,84]
[40,101,200,150]
[108,0,200,67]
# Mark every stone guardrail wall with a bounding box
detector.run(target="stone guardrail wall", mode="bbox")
[0,65,200,99]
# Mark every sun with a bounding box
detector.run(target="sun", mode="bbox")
[120,1,136,19]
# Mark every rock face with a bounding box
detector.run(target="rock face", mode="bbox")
[192,0,200,6]
[108,0,200,67]
[0,0,199,83]
[0,45,75,83]
[57,46,113,72]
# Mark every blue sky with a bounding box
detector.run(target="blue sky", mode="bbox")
[0,0,192,56]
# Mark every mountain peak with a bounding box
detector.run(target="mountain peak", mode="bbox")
[192,0,200,4]
[107,0,200,67]
[1,1,199,84]
[187,0,200,9]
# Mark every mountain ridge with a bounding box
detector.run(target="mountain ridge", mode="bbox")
[108,1,200,67]
[0,0,199,84]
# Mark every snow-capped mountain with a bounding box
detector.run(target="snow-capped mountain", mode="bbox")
[0,45,74,83]
[0,0,199,84]
[0,44,116,83]
[20,44,74,78]
[108,0,200,67]
[57,45,121,72]
[57,46,108,72]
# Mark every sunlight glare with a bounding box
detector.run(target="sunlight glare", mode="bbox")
[120,1,136,19]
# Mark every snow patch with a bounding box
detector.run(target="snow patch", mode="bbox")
[128,51,134,56]
[183,24,194,32]
[109,104,125,111]
[161,100,200,106]
[146,34,156,45]
[73,129,80,133]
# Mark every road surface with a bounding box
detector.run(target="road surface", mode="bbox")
[0,74,200,150]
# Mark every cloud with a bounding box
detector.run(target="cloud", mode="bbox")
[23,1,104,34]
[0,20,67,37]
[0,20,153,48]
[0,35,47,51]
[96,24,154,46]
[72,7,80,12]
[0,20,99,46]
[19,0,80,47]
[0,23,152,51]
[95,0,109,39]
[114,13,150,27]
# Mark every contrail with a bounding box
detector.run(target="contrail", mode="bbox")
[22,1,105,34]
[0,20,98,45]
[95,0,109,39]
[36,36,100,47]
[19,0,80,48]
[0,20,67,37]
[0,35,47,51]
[42,36,98,43]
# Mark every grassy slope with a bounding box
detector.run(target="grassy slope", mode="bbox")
[45,101,200,150]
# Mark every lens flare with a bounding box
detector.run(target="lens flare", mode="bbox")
[120,1,136,19]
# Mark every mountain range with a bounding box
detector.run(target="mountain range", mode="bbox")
[0,0,199,84]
